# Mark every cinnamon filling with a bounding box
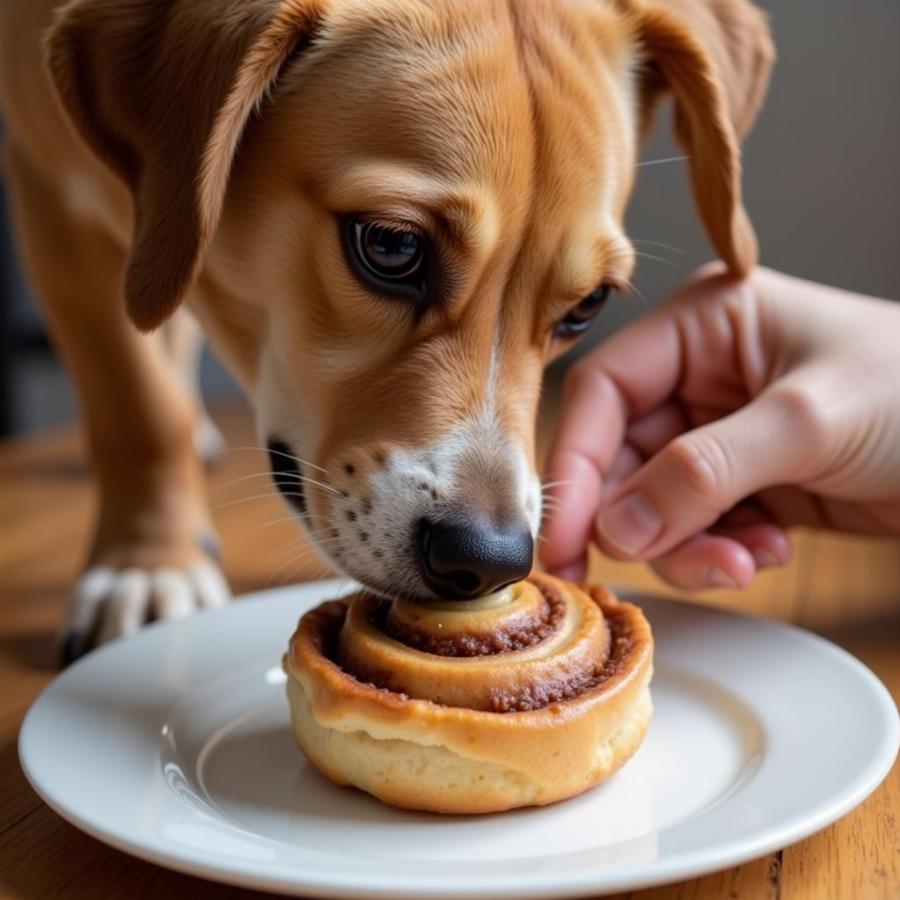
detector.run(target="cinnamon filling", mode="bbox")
[375,585,567,656]
[487,615,633,712]
[300,582,639,714]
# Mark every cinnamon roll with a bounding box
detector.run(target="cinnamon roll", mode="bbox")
[283,572,653,814]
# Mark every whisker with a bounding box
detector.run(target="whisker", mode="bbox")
[217,469,343,501]
[265,544,334,588]
[292,478,342,497]
[223,445,330,475]
[636,154,688,168]
[270,542,315,565]
[212,482,340,513]
[216,470,311,490]
[634,250,679,267]
[314,559,342,581]
[620,277,646,303]
[273,544,351,589]
[270,537,343,562]
[269,536,309,559]
[213,490,316,513]
[633,238,686,255]
[255,513,316,530]
[212,490,282,512]
[266,521,337,544]
[270,514,319,530]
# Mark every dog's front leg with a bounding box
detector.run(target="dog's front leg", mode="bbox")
[6,148,229,664]
[156,310,226,466]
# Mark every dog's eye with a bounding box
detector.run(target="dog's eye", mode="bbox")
[353,220,425,283]
[554,284,611,338]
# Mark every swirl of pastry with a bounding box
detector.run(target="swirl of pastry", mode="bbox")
[339,578,611,711]
[284,572,653,814]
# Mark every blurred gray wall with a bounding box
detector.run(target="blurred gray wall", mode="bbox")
[3,0,899,433]
[578,0,900,360]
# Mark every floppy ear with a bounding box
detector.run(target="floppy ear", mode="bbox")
[46,0,324,331]
[631,0,774,275]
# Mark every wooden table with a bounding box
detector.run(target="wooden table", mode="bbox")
[1,404,898,900]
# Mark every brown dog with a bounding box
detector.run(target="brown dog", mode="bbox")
[0,0,772,661]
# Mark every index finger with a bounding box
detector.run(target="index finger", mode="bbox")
[540,304,686,571]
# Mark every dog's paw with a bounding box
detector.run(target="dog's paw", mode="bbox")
[60,560,230,665]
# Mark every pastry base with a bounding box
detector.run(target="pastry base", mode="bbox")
[284,581,654,814]
[287,676,652,814]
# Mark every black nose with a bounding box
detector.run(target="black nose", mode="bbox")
[418,518,534,600]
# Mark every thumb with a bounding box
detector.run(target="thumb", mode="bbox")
[592,386,817,559]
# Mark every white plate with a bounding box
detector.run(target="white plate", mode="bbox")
[19,580,899,899]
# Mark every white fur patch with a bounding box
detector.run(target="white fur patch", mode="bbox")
[305,343,541,599]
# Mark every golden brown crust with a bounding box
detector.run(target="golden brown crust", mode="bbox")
[284,573,653,813]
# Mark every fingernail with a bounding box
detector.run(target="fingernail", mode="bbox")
[596,493,662,556]
[752,549,780,569]
[707,566,739,588]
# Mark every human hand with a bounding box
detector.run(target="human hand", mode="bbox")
[541,265,900,589]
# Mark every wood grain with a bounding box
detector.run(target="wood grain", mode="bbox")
[0,404,897,900]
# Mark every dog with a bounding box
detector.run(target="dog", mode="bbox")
[0,0,772,662]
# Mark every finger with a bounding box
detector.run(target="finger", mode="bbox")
[545,555,588,582]
[543,283,720,569]
[719,499,774,526]
[541,439,641,572]
[545,445,638,580]
[712,521,792,569]
[755,485,836,530]
[713,499,793,565]
[649,533,756,589]
[96,569,151,644]
[593,387,812,560]
[602,443,643,498]
[649,521,792,590]
[649,500,791,588]
[626,403,690,460]
[539,449,603,570]
[543,270,752,569]
[550,306,686,478]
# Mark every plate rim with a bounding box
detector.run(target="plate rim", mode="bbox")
[18,581,900,899]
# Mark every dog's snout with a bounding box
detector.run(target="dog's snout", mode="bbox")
[418,518,533,600]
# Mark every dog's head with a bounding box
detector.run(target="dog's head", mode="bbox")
[48,0,772,601]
